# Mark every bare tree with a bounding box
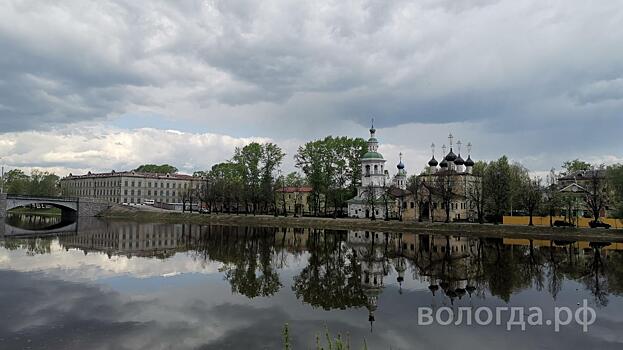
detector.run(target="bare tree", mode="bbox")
[433,171,456,223]
[584,165,608,224]
[521,177,542,226]
[543,168,561,227]
[363,182,377,220]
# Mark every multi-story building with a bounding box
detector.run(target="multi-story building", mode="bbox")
[60,171,204,205]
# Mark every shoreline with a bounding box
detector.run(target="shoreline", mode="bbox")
[100,206,623,243]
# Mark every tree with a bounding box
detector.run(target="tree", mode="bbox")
[3,169,30,194]
[483,156,512,224]
[134,164,178,174]
[2,169,60,196]
[433,170,456,223]
[520,176,542,226]
[509,162,530,215]
[295,136,367,217]
[543,168,562,226]
[607,164,623,218]
[260,143,285,215]
[233,142,285,215]
[584,165,608,223]
[468,161,487,224]
[562,159,591,173]
[362,182,377,220]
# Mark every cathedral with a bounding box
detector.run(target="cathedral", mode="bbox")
[347,123,409,220]
[347,124,481,222]
[416,133,481,222]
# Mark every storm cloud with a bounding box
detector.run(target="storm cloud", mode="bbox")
[1,0,622,173]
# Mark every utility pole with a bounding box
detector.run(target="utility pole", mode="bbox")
[1,161,4,194]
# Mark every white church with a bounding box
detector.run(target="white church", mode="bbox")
[347,122,407,219]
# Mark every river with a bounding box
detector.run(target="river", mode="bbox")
[1,214,622,349]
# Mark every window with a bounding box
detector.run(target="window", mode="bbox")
[410,202,415,208]
[125,181,128,186]
[131,181,135,187]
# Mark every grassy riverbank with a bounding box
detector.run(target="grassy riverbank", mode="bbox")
[100,205,623,242]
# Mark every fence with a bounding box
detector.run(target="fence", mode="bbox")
[503,216,623,229]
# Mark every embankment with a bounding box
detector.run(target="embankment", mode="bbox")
[100,206,623,242]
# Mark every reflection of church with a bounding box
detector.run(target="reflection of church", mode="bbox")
[344,230,485,326]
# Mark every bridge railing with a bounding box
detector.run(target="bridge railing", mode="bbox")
[5,194,79,202]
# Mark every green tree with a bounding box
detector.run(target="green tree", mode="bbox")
[295,136,367,216]
[483,156,512,224]
[134,164,178,174]
[606,164,623,218]
[562,159,591,173]
[3,169,30,194]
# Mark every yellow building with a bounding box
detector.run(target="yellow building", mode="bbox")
[275,186,314,216]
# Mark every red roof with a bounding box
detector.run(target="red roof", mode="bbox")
[275,186,313,193]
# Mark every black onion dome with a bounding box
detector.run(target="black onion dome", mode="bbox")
[428,156,438,167]
[397,160,405,170]
[445,148,457,162]
[439,158,448,168]
[465,155,475,167]
[454,154,465,166]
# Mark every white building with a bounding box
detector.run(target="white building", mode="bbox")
[60,171,204,205]
[347,123,407,219]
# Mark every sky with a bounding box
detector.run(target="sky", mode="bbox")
[1,0,622,177]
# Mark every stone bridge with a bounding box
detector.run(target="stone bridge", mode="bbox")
[0,193,111,220]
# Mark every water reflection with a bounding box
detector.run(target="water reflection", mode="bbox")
[2,219,623,349]
[3,222,623,310]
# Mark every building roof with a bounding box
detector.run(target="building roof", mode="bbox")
[362,151,384,160]
[62,171,201,181]
[275,186,314,193]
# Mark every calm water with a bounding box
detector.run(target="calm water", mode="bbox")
[1,216,623,349]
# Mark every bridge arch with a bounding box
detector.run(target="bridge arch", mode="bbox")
[5,196,79,221]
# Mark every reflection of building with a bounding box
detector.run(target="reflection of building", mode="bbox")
[347,231,399,330]
[415,134,481,222]
[59,222,190,258]
[60,171,203,205]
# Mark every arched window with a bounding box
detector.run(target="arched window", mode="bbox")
[365,165,370,176]
[374,165,378,173]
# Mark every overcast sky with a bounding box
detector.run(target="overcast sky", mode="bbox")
[1,0,622,177]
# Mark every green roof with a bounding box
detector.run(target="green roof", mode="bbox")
[362,151,384,159]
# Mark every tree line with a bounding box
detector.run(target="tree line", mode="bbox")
[409,156,623,225]
[1,169,60,197]
[193,136,368,216]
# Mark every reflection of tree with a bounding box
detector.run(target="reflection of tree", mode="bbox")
[1,237,53,256]
[581,247,608,307]
[292,230,367,309]
[184,225,282,298]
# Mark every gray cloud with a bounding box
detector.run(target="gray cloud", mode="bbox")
[0,0,622,172]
